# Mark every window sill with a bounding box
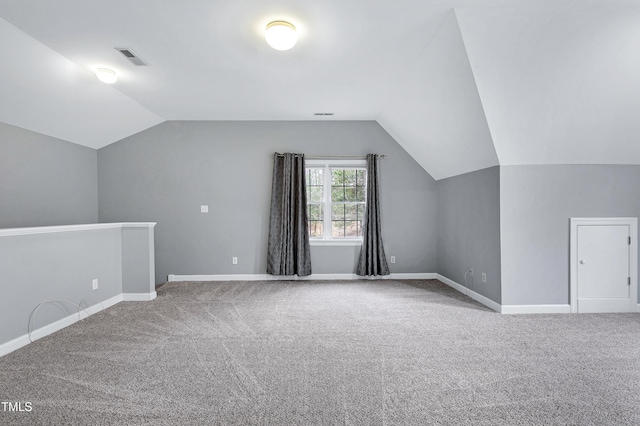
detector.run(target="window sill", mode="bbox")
[310,239,363,247]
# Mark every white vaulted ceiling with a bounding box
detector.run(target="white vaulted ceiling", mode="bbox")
[0,1,639,179]
[456,3,640,167]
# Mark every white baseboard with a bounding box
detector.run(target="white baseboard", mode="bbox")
[27,295,123,342]
[435,274,572,314]
[122,291,157,301]
[436,274,467,294]
[167,273,436,282]
[501,304,571,314]
[0,290,157,358]
[390,273,437,280]
[436,274,502,313]
[0,295,122,358]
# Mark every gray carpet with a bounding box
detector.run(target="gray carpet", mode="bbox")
[1,279,640,425]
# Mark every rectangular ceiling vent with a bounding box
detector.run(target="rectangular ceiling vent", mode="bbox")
[114,47,148,66]
[314,112,334,116]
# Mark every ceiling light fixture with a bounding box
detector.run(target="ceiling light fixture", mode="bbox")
[265,21,297,51]
[96,68,117,84]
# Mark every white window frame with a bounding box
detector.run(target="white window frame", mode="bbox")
[306,159,367,246]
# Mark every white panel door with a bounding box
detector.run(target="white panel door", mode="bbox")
[577,225,631,313]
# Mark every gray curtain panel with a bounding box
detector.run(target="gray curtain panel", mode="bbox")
[267,153,312,276]
[357,154,390,276]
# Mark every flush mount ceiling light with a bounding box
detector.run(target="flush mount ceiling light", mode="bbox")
[96,68,117,84]
[265,21,297,51]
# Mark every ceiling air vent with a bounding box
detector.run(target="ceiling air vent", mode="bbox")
[114,47,148,66]
[314,112,334,116]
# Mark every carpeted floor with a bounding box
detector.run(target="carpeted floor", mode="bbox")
[1,279,640,425]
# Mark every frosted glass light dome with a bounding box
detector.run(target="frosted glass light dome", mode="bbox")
[265,21,297,51]
[96,68,117,84]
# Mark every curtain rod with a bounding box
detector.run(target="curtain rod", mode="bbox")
[270,154,386,159]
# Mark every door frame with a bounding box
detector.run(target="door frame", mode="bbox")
[570,217,637,313]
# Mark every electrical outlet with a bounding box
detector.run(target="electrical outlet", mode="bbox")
[200,205,209,213]
[390,256,396,264]
[92,279,98,290]
[232,257,238,265]
[482,273,486,283]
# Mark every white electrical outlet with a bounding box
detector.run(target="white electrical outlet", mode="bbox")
[200,205,209,213]
[232,257,238,265]
[92,279,98,290]
[390,256,396,264]
[482,273,486,283]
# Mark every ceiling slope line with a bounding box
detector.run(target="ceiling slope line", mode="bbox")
[451,8,501,166]
[375,10,454,181]
[375,9,459,181]
[0,16,165,149]
[451,5,640,167]
[377,9,499,180]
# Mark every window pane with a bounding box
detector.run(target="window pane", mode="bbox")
[306,168,323,204]
[331,169,344,185]
[356,170,366,186]
[307,186,323,202]
[344,187,357,202]
[306,168,323,186]
[356,187,365,201]
[344,221,358,237]
[344,204,358,220]
[343,170,357,186]
[331,204,345,220]
[309,221,323,238]
[331,186,345,202]
[308,203,323,221]
[332,221,345,237]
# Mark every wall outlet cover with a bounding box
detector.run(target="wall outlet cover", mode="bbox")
[92,279,98,290]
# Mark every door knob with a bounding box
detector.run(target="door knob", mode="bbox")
[579,260,585,264]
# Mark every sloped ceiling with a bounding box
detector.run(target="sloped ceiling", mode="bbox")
[378,10,498,180]
[0,1,639,178]
[456,3,640,166]
[0,17,163,149]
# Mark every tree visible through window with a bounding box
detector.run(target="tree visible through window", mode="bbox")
[331,169,366,237]
[306,168,324,237]
[305,160,366,240]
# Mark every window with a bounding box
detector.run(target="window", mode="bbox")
[306,159,367,244]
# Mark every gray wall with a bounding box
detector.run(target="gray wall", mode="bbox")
[437,166,501,303]
[122,226,156,294]
[98,121,437,283]
[500,165,640,305]
[0,224,157,351]
[0,122,98,228]
[0,228,122,346]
